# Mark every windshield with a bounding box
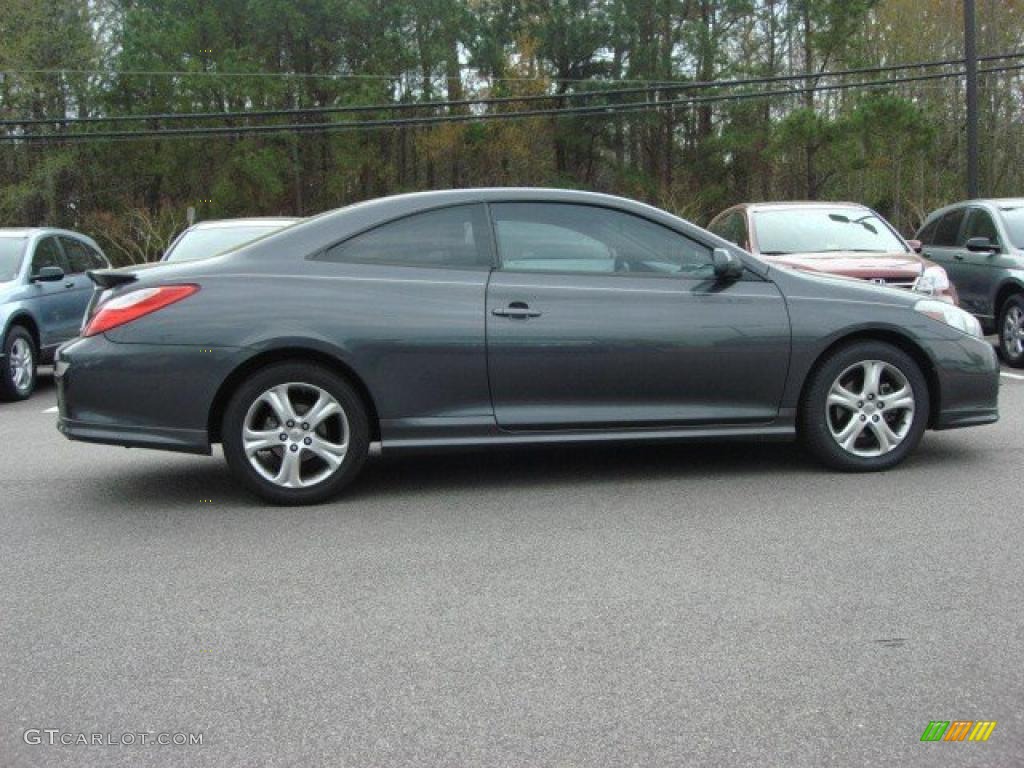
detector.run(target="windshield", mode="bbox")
[0,238,26,281]
[754,209,907,255]
[1000,207,1024,249]
[164,225,283,262]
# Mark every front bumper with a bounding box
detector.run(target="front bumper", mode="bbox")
[929,335,1000,430]
[56,334,243,454]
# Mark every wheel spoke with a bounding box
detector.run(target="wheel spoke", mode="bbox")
[304,393,341,429]
[835,417,867,450]
[883,387,914,412]
[868,419,901,453]
[243,427,281,455]
[862,361,883,397]
[261,385,297,426]
[827,383,861,412]
[274,448,304,488]
[306,436,348,470]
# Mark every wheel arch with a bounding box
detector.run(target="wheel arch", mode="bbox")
[797,329,941,429]
[207,347,381,444]
[993,279,1024,322]
[3,311,40,352]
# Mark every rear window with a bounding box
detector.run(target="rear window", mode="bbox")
[165,225,283,262]
[0,238,25,281]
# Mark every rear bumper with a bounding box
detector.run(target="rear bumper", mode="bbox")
[55,334,242,453]
[57,417,210,454]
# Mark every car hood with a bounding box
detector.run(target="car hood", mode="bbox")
[765,251,927,279]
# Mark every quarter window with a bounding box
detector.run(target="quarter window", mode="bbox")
[491,203,713,277]
[318,204,491,269]
[31,237,64,274]
[933,209,966,247]
[916,217,939,245]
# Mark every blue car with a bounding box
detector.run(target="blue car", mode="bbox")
[1,228,110,400]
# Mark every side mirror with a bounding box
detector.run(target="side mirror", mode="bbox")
[906,239,923,253]
[31,265,64,282]
[712,248,744,281]
[965,236,997,253]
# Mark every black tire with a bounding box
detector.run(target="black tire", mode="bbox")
[221,362,371,505]
[0,325,37,402]
[997,294,1024,368]
[800,341,929,472]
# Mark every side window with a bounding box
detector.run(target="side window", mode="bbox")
[491,203,713,277]
[964,209,999,245]
[87,244,109,269]
[317,204,491,269]
[60,237,98,273]
[933,209,966,247]
[916,217,939,245]
[31,236,64,274]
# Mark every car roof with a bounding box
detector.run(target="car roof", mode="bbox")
[188,218,300,230]
[740,201,869,214]
[0,227,97,240]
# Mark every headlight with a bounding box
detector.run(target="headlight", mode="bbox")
[915,299,983,338]
[914,265,950,295]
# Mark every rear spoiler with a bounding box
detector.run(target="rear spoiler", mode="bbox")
[87,269,138,289]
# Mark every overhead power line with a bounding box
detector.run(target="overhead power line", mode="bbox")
[2,52,1022,128]
[0,49,1021,90]
[2,62,1022,144]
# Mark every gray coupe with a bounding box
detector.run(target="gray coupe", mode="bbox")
[56,189,999,504]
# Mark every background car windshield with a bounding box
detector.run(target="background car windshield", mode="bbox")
[755,209,906,255]
[165,226,279,262]
[1000,207,1024,248]
[0,238,26,280]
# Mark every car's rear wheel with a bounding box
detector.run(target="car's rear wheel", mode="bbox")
[998,294,1024,368]
[1,326,37,402]
[800,341,929,471]
[222,363,370,504]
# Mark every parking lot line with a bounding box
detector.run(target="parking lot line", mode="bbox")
[42,406,58,414]
[1001,371,1024,381]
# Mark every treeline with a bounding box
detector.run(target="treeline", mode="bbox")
[1,0,1023,264]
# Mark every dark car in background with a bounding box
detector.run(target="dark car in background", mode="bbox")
[162,217,299,263]
[56,189,998,504]
[709,202,957,303]
[915,199,1024,367]
[0,228,110,400]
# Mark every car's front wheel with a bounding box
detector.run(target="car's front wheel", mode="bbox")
[222,363,370,504]
[800,341,929,471]
[1,326,37,402]
[998,294,1024,368]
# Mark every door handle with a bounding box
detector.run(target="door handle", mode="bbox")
[492,302,542,319]
[953,254,965,261]
[64,281,75,288]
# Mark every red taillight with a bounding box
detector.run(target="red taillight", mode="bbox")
[83,284,199,337]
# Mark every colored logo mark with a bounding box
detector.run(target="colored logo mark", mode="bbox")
[920,720,997,742]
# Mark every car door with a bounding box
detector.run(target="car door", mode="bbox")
[485,202,791,429]
[955,207,1005,317]
[25,236,75,349]
[921,207,968,300]
[58,236,101,338]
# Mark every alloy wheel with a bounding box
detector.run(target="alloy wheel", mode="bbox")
[826,360,915,458]
[242,382,350,489]
[1003,305,1024,359]
[9,338,34,394]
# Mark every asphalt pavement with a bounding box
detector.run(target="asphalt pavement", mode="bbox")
[1,363,1022,767]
